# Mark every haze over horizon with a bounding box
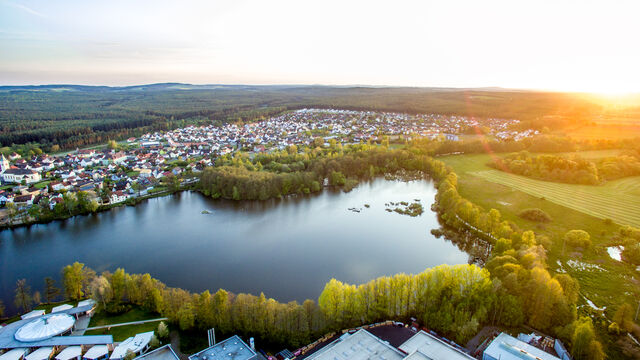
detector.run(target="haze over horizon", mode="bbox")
[2,0,640,94]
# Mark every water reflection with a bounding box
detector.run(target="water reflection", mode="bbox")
[0,178,479,315]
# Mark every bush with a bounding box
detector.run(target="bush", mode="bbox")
[608,322,621,335]
[519,208,552,223]
[564,230,592,250]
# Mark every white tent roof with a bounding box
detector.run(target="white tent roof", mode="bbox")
[56,347,83,360]
[21,310,45,320]
[110,332,154,360]
[14,314,76,342]
[52,305,74,313]
[83,346,109,360]
[0,348,27,360]
[25,347,54,360]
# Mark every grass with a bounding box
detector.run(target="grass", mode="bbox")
[88,307,159,327]
[85,307,162,341]
[439,152,640,311]
[469,170,640,228]
[85,321,160,342]
[33,180,51,189]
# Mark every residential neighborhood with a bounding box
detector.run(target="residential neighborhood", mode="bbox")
[0,109,532,226]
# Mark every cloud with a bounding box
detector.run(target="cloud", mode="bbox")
[1,0,47,18]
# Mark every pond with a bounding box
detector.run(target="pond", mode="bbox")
[0,179,471,314]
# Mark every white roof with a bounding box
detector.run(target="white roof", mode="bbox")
[52,305,74,313]
[83,346,109,360]
[0,348,27,360]
[399,331,474,360]
[77,300,96,308]
[25,347,54,360]
[56,347,83,360]
[483,333,560,360]
[110,332,154,359]
[307,329,404,360]
[21,310,45,320]
[14,314,76,342]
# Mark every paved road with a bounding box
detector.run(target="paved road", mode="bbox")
[85,317,169,331]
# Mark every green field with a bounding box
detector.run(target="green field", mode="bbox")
[85,307,162,341]
[439,152,640,312]
[469,170,640,228]
[84,321,160,341]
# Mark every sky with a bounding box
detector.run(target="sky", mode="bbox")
[1,0,639,93]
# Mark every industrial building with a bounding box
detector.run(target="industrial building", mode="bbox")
[482,333,564,360]
[305,328,473,360]
[133,345,180,360]
[188,335,257,360]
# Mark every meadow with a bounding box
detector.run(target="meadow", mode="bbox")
[439,151,640,310]
[469,170,640,228]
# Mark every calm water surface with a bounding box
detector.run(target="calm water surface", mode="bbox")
[0,179,469,313]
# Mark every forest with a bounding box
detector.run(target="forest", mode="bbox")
[489,149,640,185]
[2,84,640,151]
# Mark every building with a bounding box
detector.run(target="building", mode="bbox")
[109,332,154,360]
[83,345,110,360]
[109,191,129,204]
[0,348,27,360]
[189,335,257,360]
[55,346,83,360]
[306,330,405,360]
[133,345,180,360]
[0,155,10,173]
[0,303,112,351]
[482,333,561,360]
[399,331,474,360]
[304,327,474,360]
[2,168,41,184]
[20,310,45,320]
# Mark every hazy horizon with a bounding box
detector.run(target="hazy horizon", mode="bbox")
[2,0,640,94]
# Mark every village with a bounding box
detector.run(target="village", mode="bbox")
[0,109,532,225]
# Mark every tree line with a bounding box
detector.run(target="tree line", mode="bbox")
[489,149,640,185]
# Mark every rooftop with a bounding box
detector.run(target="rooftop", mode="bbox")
[83,345,110,360]
[134,345,180,360]
[306,329,405,360]
[14,314,75,342]
[188,336,256,360]
[0,305,111,349]
[483,333,560,360]
[398,331,474,360]
[110,332,154,359]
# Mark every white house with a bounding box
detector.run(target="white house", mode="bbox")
[2,168,42,184]
[110,191,130,204]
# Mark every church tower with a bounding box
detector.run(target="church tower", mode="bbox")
[0,154,10,173]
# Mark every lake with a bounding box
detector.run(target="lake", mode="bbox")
[0,179,471,314]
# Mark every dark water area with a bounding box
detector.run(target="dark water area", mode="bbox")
[0,179,473,315]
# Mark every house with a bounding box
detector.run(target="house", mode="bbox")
[110,191,130,204]
[14,194,34,207]
[2,168,42,184]
[77,149,96,158]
